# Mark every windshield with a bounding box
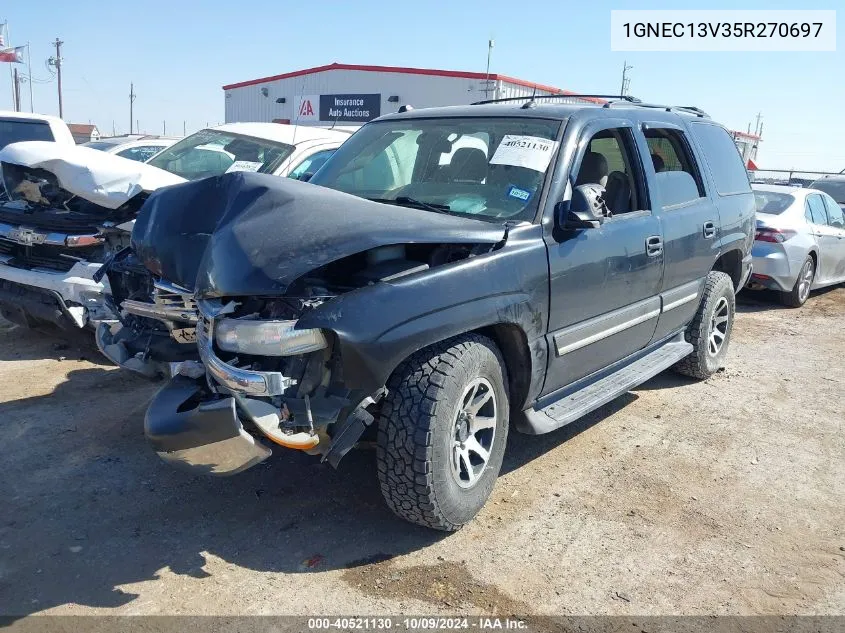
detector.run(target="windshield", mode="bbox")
[309,117,563,222]
[147,129,295,180]
[810,179,845,204]
[0,119,54,149]
[83,140,122,151]
[753,190,795,215]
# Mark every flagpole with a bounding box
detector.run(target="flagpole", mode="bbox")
[26,42,33,112]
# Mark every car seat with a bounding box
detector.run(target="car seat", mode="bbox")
[604,171,632,213]
[575,151,609,188]
[449,148,488,183]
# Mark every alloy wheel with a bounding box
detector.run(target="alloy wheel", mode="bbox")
[798,259,814,303]
[708,296,730,356]
[450,377,497,489]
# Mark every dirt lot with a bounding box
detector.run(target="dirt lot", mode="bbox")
[0,287,843,618]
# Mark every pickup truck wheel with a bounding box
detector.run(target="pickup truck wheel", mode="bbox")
[780,256,814,308]
[673,271,735,380]
[377,334,509,531]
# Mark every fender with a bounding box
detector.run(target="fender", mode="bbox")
[298,223,550,401]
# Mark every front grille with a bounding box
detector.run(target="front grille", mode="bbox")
[0,239,103,273]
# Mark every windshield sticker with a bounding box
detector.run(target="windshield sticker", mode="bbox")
[225,160,263,174]
[490,135,559,172]
[507,185,532,202]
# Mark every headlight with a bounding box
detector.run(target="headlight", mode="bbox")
[215,319,328,356]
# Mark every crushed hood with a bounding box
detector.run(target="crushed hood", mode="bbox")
[132,171,507,298]
[0,141,185,209]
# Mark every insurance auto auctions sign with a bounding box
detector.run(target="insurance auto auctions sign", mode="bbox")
[319,94,381,122]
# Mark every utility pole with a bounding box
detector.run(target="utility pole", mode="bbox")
[12,67,20,111]
[183,120,186,136]
[163,120,166,135]
[53,38,63,118]
[619,61,633,96]
[484,39,494,99]
[129,83,136,134]
[26,43,33,112]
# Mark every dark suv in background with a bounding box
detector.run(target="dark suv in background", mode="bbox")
[104,96,755,530]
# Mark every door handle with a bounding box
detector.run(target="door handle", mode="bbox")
[646,235,663,257]
[703,221,716,239]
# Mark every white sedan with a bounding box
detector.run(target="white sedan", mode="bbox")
[746,184,845,307]
[83,135,179,163]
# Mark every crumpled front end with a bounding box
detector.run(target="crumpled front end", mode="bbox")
[0,142,182,329]
[145,293,374,475]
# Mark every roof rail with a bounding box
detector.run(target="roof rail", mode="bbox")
[471,94,640,106]
[603,100,710,118]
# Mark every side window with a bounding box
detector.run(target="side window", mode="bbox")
[806,195,828,225]
[822,195,845,228]
[689,123,751,196]
[644,127,705,208]
[287,149,336,180]
[573,127,646,215]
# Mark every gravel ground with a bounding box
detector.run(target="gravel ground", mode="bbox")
[0,287,843,618]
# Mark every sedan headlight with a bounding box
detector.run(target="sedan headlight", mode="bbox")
[215,319,328,356]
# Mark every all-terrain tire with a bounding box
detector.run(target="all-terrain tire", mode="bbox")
[780,256,815,308]
[376,334,509,531]
[673,271,736,380]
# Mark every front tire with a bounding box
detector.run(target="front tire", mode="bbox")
[376,334,509,531]
[674,271,735,380]
[780,256,815,308]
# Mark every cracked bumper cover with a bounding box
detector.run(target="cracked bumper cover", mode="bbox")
[145,374,272,476]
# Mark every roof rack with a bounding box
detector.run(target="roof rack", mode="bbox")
[470,94,641,106]
[603,100,710,118]
[470,93,711,118]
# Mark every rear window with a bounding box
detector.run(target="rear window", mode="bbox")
[753,191,794,215]
[0,119,54,149]
[810,179,845,204]
[689,123,751,196]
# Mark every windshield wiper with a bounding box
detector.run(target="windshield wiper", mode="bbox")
[366,196,452,214]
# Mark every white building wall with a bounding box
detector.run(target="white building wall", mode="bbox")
[224,70,592,124]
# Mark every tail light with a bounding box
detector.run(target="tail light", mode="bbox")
[755,228,796,243]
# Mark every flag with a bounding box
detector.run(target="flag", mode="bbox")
[0,46,25,64]
[0,22,6,48]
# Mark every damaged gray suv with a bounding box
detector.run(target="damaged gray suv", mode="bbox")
[102,97,755,530]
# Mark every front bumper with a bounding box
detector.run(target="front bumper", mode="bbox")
[0,259,111,328]
[145,375,272,476]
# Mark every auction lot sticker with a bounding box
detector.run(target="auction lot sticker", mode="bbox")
[490,135,559,172]
[611,10,836,51]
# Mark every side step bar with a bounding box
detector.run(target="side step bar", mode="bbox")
[519,337,693,435]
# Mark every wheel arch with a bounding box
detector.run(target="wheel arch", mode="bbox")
[474,323,534,412]
[712,248,744,291]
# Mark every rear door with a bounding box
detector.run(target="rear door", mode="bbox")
[642,122,717,341]
[820,194,845,280]
[542,119,663,394]
[806,193,838,283]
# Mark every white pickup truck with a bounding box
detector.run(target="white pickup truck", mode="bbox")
[0,122,351,330]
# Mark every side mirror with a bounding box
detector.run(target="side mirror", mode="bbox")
[557,184,610,229]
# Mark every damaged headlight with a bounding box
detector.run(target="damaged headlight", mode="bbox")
[215,319,328,356]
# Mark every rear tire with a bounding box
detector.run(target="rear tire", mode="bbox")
[674,271,735,380]
[376,334,509,531]
[780,256,815,308]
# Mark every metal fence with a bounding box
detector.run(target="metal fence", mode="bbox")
[750,168,843,188]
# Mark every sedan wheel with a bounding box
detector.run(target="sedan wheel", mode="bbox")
[781,256,815,308]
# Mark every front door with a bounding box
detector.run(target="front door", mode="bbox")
[542,120,663,395]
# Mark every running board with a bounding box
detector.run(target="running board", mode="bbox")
[518,339,693,435]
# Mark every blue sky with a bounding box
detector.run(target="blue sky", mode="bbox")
[2,0,842,170]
